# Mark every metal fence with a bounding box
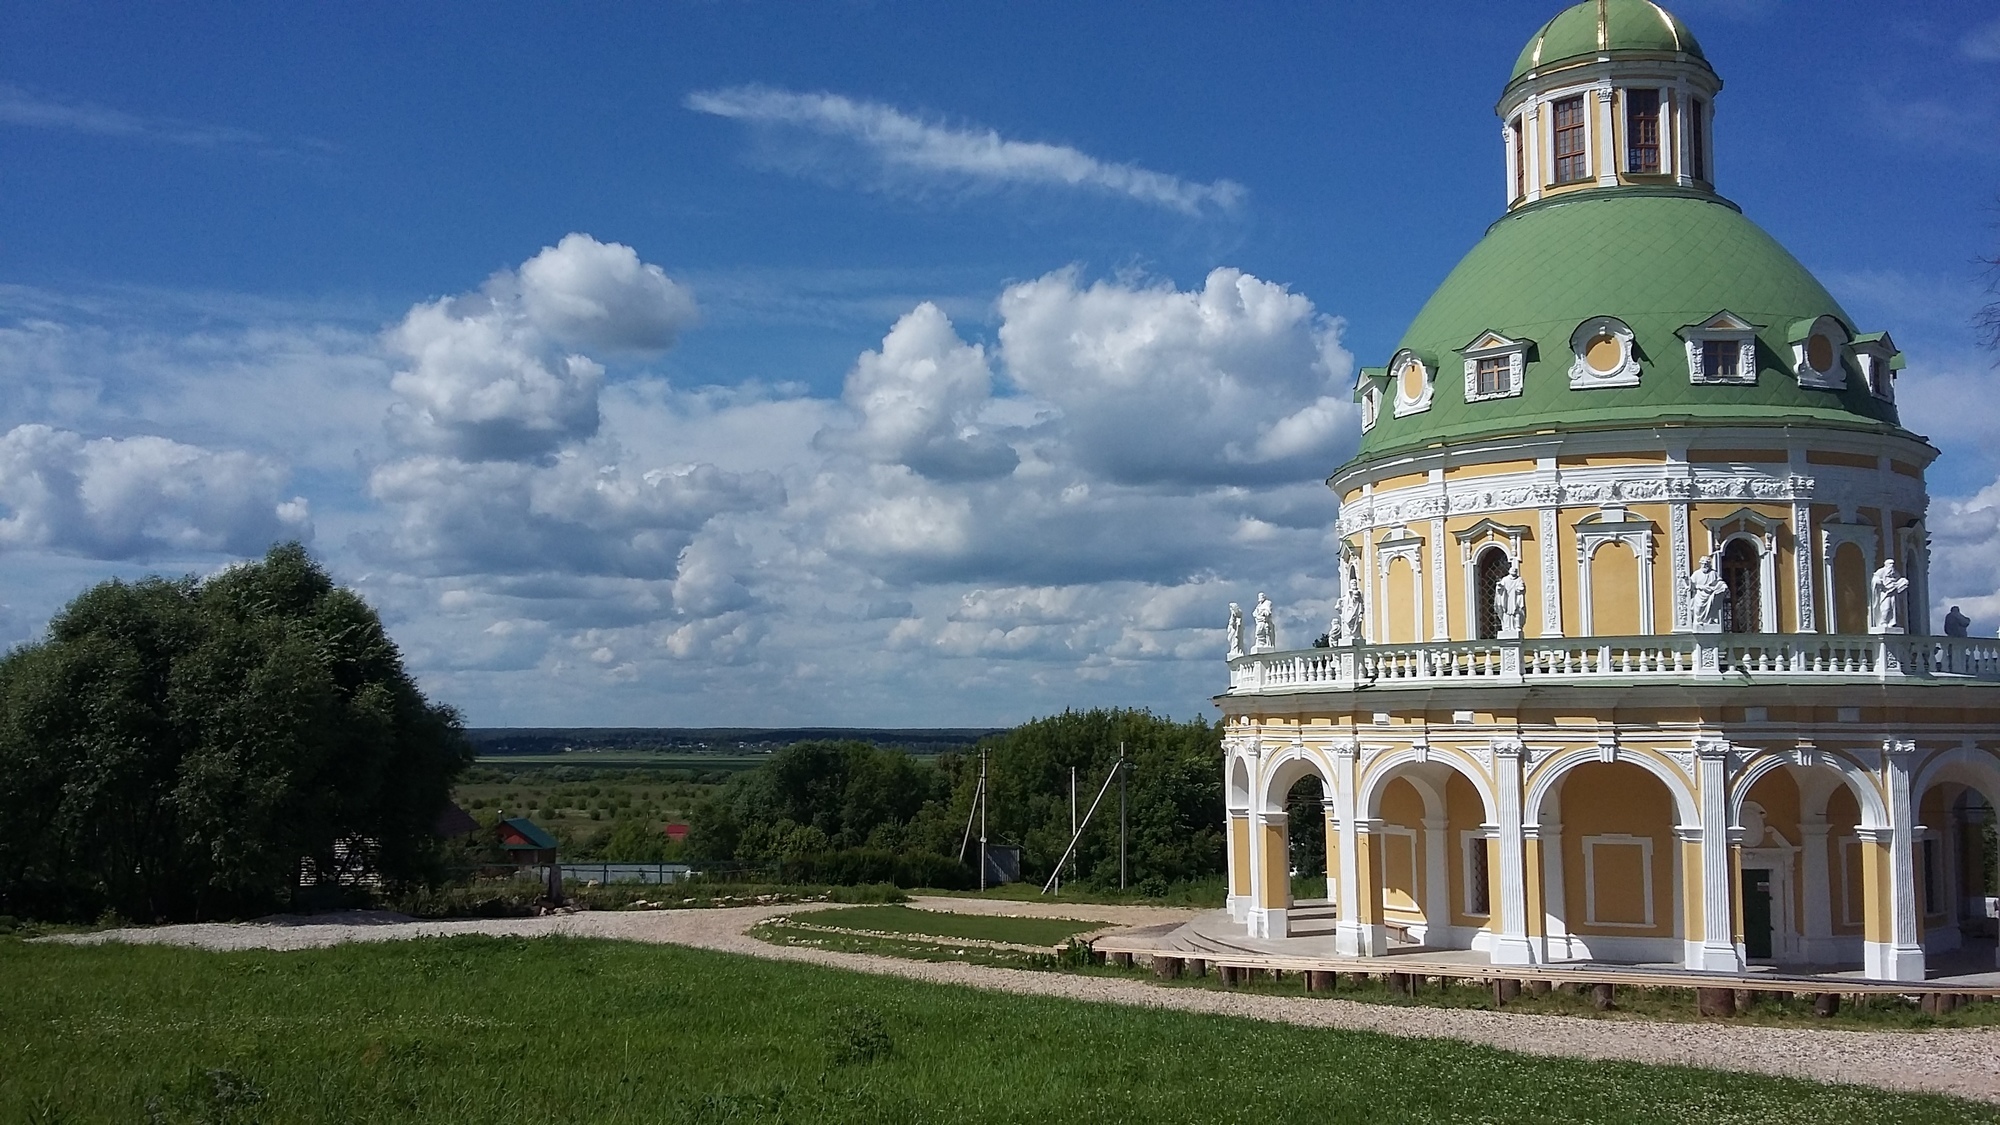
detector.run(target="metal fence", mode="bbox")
[522,863,693,886]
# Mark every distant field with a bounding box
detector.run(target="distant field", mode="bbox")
[7,937,1991,1124]
[471,751,773,772]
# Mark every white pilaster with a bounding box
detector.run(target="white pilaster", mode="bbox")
[1491,739,1537,965]
[1332,742,1372,956]
[1430,515,1449,641]
[1693,739,1743,972]
[1247,809,1288,939]
[1869,742,1926,980]
[1797,816,1835,962]
[1422,814,1450,939]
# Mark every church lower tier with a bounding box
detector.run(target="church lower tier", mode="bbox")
[1219,676,2000,982]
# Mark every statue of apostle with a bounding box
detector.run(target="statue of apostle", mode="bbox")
[1869,557,1910,634]
[1494,556,1528,639]
[1252,592,1277,653]
[1226,602,1245,659]
[1684,555,1727,633]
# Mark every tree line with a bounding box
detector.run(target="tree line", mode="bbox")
[689,708,1225,891]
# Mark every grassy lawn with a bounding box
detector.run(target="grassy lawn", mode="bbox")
[4,937,1997,1124]
[791,905,1102,946]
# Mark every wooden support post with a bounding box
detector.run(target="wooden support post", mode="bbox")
[1189,958,1207,977]
[1305,970,1335,992]
[1812,992,1840,1018]
[1219,964,1242,987]
[1153,956,1183,981]
[1920,992,1961,1016]
[1526,979,1552,996]
[1696,987,1736,1017]
[1732,989,1755,1013]
[1109,952,1133,969]
[1386,972,1412,997]
[1591,983,1616,1011]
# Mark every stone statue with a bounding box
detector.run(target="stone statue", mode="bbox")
[1684,555,1728,633]
[1252,592,1277,653]
[1870,558,1910,634]
[1331,555,1365,646]
[1945,605,1971,638]
[1227,602,1245,659]
[1494,556,1527,640]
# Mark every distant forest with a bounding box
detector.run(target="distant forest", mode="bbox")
[465,727,1003,756]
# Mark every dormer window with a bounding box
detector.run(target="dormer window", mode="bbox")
[1356,366,1387,432]
[1789,315,1850,391]
[1459,330,1529,402]
[1568,317,1641,388]
[1678,311,1760,386]
[1625,89,1661,174]
[1851,333,1900,403]
[1389,350,1435,416]
[1553,95,1588,183]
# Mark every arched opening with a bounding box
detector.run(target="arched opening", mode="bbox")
[1590,541,1642,636]
[1474,546,1510,639]
[1913,754,2000,971]
[1284,773,1331,912]
[1721,538,1761,633]
[1537,761,1681,963]
[1833,542,1869,633]
[1359,760,1496,953]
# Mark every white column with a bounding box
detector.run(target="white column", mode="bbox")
[1331,741,1372,955]
[1244,789,1266,931]
[1540,818,1571,959]
[1491,739,1536,964]
[1538,470,1563,637]
[1693,740,1743,971]
[1873,741,1926,980]
[1798,816,1834,962]
[1792,499,1816,633]
[1323,797,1339,903]
[1595,81,1619,186]
[1430,516,1449,641]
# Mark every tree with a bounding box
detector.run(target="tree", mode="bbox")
[1981,192,2000,353]
[0,543,472,921]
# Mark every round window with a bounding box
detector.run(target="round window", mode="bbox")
[1399,361,1426,400]
[1805,333,1834,373]
[1584,333,1624,375]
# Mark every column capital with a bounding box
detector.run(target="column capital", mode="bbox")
[1492,737,1525,759]
[1881,739,1918,760]
[1328,738,1359,760]
[1694,737,1732,761]
[1672,824,1703,842]
[1259,810,1290,828]
[1352,817,1387,835]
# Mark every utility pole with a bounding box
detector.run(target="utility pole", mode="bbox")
[978,747,988,892]
[1118,742,1128,891]
[1069,765,1078,890]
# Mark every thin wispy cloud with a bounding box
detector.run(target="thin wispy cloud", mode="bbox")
[1965,17,2000,62]
[686,85,1244,216]
[0,82,272,150]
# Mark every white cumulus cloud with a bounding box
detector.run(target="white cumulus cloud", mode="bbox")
[997,267,1356,487]
[0,424,310,559]
[819,302,1017,481]
[385,234,696,461]
[686,85,1244,215]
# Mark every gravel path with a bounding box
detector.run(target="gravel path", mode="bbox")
[49,898,2000,1105]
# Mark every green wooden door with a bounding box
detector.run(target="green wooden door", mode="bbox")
[1741,869,1773,960]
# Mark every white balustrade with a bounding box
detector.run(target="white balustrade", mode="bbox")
[1226,633,2000,695]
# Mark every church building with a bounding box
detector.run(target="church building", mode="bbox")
[1221,0,2000,981]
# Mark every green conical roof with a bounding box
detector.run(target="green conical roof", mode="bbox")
[1511,0,1707,83]
[1347,189,1907,468]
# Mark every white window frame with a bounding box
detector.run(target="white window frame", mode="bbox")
[1568,316,1642,389]
[1389,349,1435,417]
[1790,314,1850,391]
[1459,330,1529,403]
[1852,334,1899,403]
[1678,310,1760,386]
[1460,827,1495,917]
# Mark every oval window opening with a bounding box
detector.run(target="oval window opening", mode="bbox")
[1400,362,1426,400]
[1585,334,1624,374]
[1806,334,1834,373]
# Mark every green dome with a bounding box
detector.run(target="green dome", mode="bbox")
[1350,189,1904,466]
[1511,0,1706,83]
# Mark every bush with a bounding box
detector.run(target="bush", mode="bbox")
[777,848,973,890]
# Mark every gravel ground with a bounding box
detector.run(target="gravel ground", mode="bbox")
[47,897,2000,1105]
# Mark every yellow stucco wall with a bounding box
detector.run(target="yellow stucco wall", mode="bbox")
[1556,762,1677,939]
[1379,778,1426,921]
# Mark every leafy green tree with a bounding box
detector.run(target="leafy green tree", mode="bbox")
[949,709,1223,888]
[688,740,950,867]
[0,543,472,921]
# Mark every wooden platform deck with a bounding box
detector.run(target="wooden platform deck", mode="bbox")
[1091,909,2000,1012]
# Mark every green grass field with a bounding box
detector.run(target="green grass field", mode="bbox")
[790,905,1101,946]
[3,937,1995,1124]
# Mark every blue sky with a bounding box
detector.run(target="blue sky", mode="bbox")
[2,0,1998,727]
